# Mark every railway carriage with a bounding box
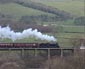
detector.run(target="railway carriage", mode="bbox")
[0,43,60,48]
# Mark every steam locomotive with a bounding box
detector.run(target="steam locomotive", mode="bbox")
[0,43,60,48]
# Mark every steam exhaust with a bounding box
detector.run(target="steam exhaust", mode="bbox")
[0,26,57,42]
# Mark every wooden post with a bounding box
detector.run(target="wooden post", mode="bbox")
[60,48,63,57]
[21,49,24,57]
[34,48,37,56]
[8,48,11,55]
[48,48,51,69]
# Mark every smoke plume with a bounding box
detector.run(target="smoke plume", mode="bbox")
[0,26,56,42]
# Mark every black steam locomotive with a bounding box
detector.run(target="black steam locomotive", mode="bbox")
[0,42,60,48]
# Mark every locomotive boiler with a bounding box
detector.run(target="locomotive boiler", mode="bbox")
[0,42,60,48]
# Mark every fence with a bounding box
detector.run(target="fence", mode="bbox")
[0,48,75,57]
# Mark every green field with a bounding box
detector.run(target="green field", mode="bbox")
[34,1,84,17]
[62,26,85,33]
[0,3,54,20]
[0,1,84,20]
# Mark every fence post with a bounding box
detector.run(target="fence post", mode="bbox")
[8,48,12,55]
[21,49,24,57]
[48,48,51,69]
[34,48,37,56]
[61,48,63,57]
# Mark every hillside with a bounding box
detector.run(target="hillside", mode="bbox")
[0,3,55,20]
[0,0,85,47]
[0,0,84,20]
[15,0,84,17]
[40,1,84,16]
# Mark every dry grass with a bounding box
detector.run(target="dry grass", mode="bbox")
[44,50,85,69]
[0,50,85,69]
[0,52,25,69]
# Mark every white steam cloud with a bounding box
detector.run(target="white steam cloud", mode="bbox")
[0,26,57,42]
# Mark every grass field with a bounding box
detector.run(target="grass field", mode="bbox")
[37,1,84,16]
[62,26,85,33]
[0,3,54,20]
[0,1,84,20]
[53,32,85,47]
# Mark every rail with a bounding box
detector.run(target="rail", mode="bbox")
[0,48,82,57]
